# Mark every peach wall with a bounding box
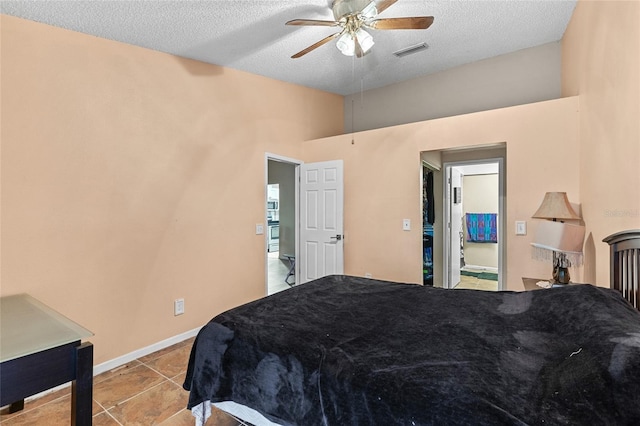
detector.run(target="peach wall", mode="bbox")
[0,15,343,364]
[562,0,640,285]
[301,97,581,289]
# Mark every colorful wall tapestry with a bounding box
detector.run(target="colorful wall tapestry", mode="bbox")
[465,213,498,243]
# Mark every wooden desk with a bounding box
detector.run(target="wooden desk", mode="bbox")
[0,294,93,425]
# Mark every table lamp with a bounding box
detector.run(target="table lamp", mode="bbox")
[531,192,585,285]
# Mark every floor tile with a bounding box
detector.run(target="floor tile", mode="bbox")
[1,395,71,426]
[209,406,246,426]
[93,364,165,409]
[0,339,251,426]
[171,370,188,388]
[92,411,122,426]
[160,407,243,426]
[159,406,244,426]
[108,380,187,425]
[476,279,499,291]
[143,343,192,378]
[93,398,105,415]
[159,409,197,426]
[94,360,143,385]
[268,253,292,295]
[453,274,498,291]
[0,386,70,422]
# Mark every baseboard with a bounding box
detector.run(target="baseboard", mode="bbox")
[461,264,498,272]
[22,327,201,403]
[93,326,201,375]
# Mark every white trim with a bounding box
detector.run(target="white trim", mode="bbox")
[265,153,303,295]
[21,327,201,403]
[93,326,201,375]
[265,152,303,165]
[461,264,499,272]
[443,158,505,290]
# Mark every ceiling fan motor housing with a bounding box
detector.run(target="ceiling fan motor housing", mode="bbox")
[332,0,374,21]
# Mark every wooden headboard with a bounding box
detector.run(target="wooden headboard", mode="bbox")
[603,230,640,310]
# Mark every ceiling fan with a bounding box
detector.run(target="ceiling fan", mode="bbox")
[286,0,434,59]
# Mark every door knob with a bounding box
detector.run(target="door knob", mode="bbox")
[330,235,343,241]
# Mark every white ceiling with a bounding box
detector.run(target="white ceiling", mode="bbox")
[1,0,577,96]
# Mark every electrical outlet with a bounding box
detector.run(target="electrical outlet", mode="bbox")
[174,298,185,316]
[365,273,372,279]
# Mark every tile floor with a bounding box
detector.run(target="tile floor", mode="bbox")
[453,274,499,291]
[267,251,295,295]
[0,338,244,426]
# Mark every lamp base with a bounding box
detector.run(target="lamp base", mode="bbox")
[554,266,570,284]
[551,252,571,284]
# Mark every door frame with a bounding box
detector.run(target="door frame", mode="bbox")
[265,153,302,294]
[442,158,504,290]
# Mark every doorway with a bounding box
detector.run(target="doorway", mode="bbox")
[444,159,504,291]
[422,163,436,286]
[266,155,300,295]
[265,155,346,295]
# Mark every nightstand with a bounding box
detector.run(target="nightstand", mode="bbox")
[522,277,582,290]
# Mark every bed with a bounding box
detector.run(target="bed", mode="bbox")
[604,229,640,310]
[184,233,640,425]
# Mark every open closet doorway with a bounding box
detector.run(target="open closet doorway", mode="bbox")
[443,158,504,291]
[266,155,301,295]
[422,163,437,286]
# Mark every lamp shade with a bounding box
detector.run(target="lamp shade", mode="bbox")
[355,28,374,53]
[336,29,374,57]
[531,220,585,254]
[336,32,355,56]
[532,192,580,220]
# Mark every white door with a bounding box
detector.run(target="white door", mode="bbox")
[448,167,463,288]
[299,160,344,284]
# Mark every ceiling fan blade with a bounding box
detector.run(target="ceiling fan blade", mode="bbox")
[367,16,434,30]
[286,19,339,27]
[291,33,341,58]
[375,0,399,15]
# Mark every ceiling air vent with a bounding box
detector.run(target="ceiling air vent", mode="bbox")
[393,42,429,58]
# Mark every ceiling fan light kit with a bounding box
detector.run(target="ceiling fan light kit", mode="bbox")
[337,28,374,56]
[336,32,356,56]
[355,28,375,52]
[286,0,434,59]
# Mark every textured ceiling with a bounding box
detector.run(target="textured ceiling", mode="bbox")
[1,0,577,96]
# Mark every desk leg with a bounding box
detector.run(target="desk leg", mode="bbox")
[71,342,93,426]
[8,400,24,413]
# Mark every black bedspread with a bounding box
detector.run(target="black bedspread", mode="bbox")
[184,275,640,425]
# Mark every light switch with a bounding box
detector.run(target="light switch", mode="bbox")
[403,219,411,231]
[515,221,527,235]
[256,224,264,235]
